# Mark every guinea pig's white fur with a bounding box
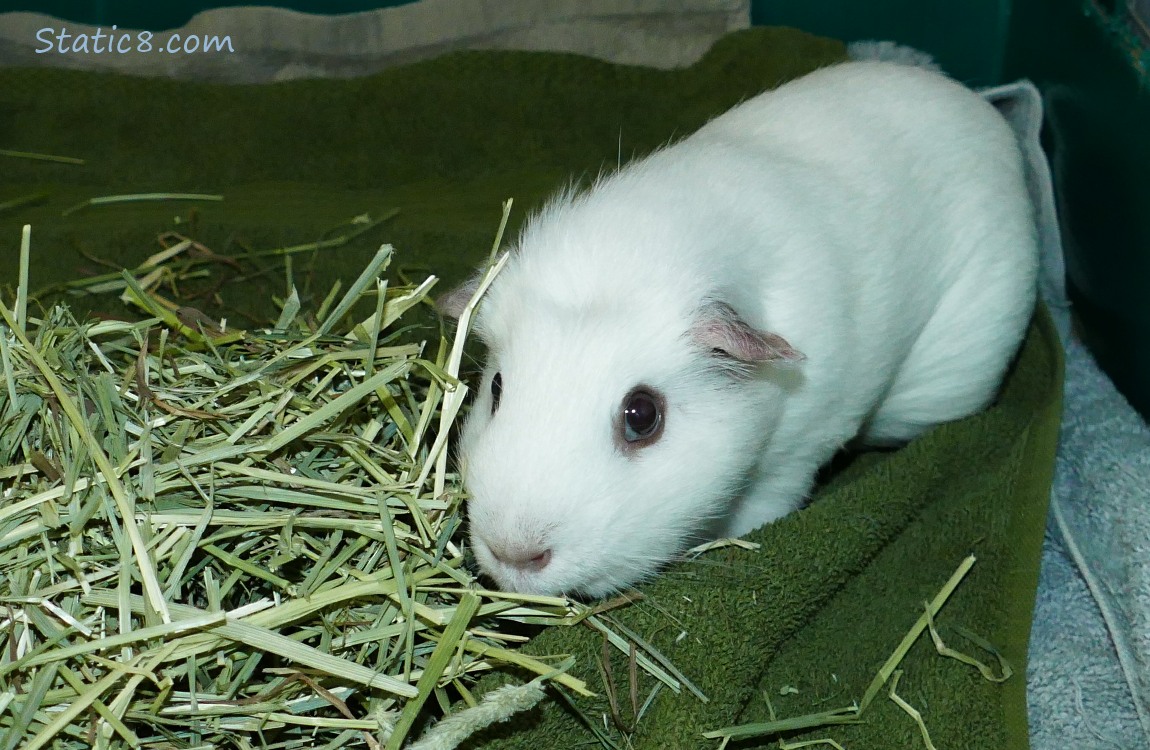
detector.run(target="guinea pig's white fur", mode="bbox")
[439,60,1039,598]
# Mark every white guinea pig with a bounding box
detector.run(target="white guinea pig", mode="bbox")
[437,60,1039,599]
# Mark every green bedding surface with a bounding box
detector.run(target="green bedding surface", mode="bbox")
[0,26,1064,749]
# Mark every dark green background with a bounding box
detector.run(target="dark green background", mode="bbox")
[3,0,1147,415]
[0,28,843,338]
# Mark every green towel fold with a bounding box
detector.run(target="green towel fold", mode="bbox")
[0,25,1063,749]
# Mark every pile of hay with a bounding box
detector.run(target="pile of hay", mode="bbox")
[0,215,602,749]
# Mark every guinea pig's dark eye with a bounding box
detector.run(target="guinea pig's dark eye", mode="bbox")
[620,387,664,447]
[490,372,503,414]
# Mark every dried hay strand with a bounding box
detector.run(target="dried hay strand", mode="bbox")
[0,214,612,750]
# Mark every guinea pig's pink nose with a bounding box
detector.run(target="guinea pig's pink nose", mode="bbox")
[488,541,552,572]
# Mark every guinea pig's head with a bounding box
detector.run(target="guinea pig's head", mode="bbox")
[436,213,802,599]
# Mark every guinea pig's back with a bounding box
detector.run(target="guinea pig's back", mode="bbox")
[706,61,1031,321]
[697,60,1020,179]
[680,59,1037,446]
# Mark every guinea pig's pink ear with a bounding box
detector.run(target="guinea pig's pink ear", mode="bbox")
[434,274,482,320]
[691,300,805,364]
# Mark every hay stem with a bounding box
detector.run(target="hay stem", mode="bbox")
[16,224,30,333]
[0,191,49,215]
[888,670,937,750]
[0,148,84,164]
[61,193,223,217]
[316,243,393,337]
[926,614,1013,683]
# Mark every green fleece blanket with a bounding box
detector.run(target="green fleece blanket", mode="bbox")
[0,27,1062,749]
